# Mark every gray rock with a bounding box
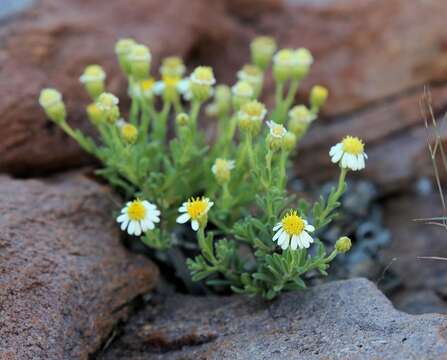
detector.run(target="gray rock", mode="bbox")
[100,278,447,359]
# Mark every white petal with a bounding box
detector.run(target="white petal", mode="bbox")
[120,219,129,231]
[191,220,199,231]
[341,153,349,168]
[331,148,343,163]
[300,231,314,248]
[133,221,142,236]
[329,143,342,156]
[273,223,282,231]
[176,213,190,224]
[273,228,284,241]
[117,214,129,223]
[305,224,315,232]
[278,232,289,247]
[128,221,136,235]
[291,235,299,250]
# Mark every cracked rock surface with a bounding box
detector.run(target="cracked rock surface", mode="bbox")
[99,278,447,360]
[0,172,158,360]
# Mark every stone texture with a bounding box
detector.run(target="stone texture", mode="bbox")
[1,0,447,191]
[0,0,235,175]
[100,278,447,360]
[381,192,447,314]
[0,172,159,360]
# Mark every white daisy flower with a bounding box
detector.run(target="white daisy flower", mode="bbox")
[329,136,367,171]
[267,120,287,139]
[272,210,315,250]
[116,199,160,236]
[176,197,214,231]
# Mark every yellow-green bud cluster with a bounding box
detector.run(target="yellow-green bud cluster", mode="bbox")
[287,105,316,138]
[335,236,352,253]
[160,56,186,78]
[211,158,235,185]
[250,36,277,70]
[96,92,120,123]
[282,131,297,152]
[232,81,254,109]
[87,103,104,125]
[189,66,216,102]
[237,64,263,95]
[214,85,232,115]
[238,100,266,135]
[266,121,287,152]
[80,65,106,100]
[120,123,138,144]
[292,48,313,80]
[115,38,137,75]
[176,112,189,127]
[310,85,328,110]
[38,88,66,123]
[128,44,152,80]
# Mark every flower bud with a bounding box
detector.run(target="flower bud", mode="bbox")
[250,36,277,70]
[161,76,181,103]
[176,112,189,127]
[96,92,120,124]
[273,49,296,83]
[140,78,155,100]
[232,81,254,109]
[310,85,328,110]
[160,56,185,78]
[214,85,232,115]
[189,66,216,102]
[211,159,235,185]
[38,88,66,122]
[79,65,106,100]
[120,123,138,144]
[288,105,316,137]
[282,131,297,152]
[86,103,104,125]
[128,44,151,80]
[291,48,313,80]
[237,64,263,95]
[335,236,352,253]
[115,38,136,75]
[266,120,287,152]
[238,100,266,135]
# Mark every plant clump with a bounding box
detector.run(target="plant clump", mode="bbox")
[39,36,366,299]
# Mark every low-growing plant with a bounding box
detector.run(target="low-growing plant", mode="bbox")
[39,36,367,299]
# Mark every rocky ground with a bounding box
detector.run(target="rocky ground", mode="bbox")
[2,0,447,359]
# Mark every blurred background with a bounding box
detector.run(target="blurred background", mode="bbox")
[1,0,447,314]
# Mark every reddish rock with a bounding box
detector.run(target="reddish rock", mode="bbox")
[2,0,447,190]
[0,171,158,359]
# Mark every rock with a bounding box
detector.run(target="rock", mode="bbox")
[0,171,159,359]
[100,278,447,359]
[0,0,236,175]
[2,0,447,192]
[380,192,447,314]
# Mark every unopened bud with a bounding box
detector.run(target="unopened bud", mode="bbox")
[96,92,120,123]
[291,48,313,80]
[250,36,277,70]
[115,38,136,75]
[39,88,66,122]
[310,85,328,110]
[176,112,189,126]
[120,123,138,144]
[79,65,106,100]
[128,44,151,80]
[232,81,254,109]
[335,236,352,253]
[189,66,216,102]
[86,103,104,125]
[282,131,297,151]
[211,159,235,185]
[273,49,295,83]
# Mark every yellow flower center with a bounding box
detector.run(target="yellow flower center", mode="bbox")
[342,136,364,155]
[241,101,265,117]
[193,66,214,82]
[281,211,305,236]
[121,124,138,143]
[140,78,155,91]
[127,201,146,221]
[187,197,208,220]
[163,75,180,87]
[271,123,286,138]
